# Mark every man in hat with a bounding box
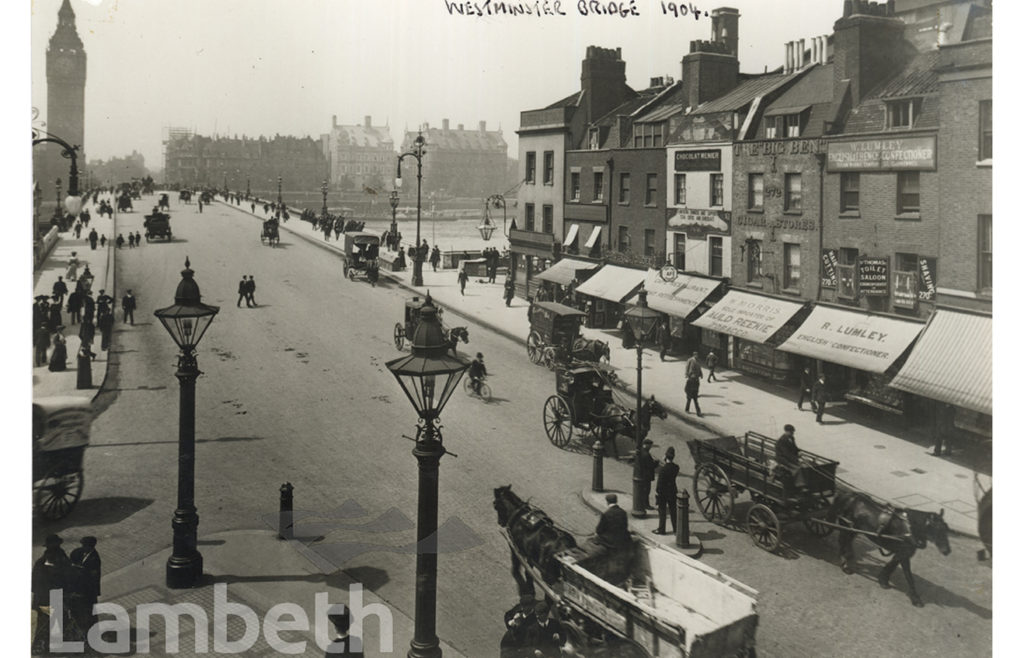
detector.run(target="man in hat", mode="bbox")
[32,535,71,652]
[245,275,258,307]
[82,290,95,325]
[638,439,657,510]
[52,276,68,306]
[595,493,630,549]
[812,375,828,423]
[70,536,101,633]
[237,275,247,307]
[654,447,680,535]
[775,424,804,497]
[503,276,515,307]
[121,289,137,325]
[468,352,488,396]
[523,600,565,657]
[98,309,114,351]
[96,290,114,319]
[798,367,814,411]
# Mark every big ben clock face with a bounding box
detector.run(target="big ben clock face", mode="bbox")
[54,57,75,76]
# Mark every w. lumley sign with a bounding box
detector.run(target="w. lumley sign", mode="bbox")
[826,136,936,171]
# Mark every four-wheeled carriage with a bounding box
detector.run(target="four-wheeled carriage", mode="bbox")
[341,232,381,284]
[117,193,133,213]
[143,211,172,241]
[33,397,92,521]
[261,218,280,246]
[543,366,629,450]
[527,302,586,368]
[687,431,839,552]
[393,295,469,353]
[158,193,171,211]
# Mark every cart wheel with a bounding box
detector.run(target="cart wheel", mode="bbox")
[34,465,84,521]
[527,331,543,365]
[477,383,492,402]
[543,395,573,448]
[394,323,405,350]
[803,516,834,538]
[693,463,734,522]
[348,268,356,281]
[542,347,558,371]
[747,504,781,552]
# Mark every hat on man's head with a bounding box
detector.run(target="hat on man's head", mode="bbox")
[81,536,97,547]
[327,610,350,633]
[784,424,795,433]
[665,446,676,459]
[476,353,484,359]
[605,493,618,504]
[99,289,105,294]
[35,295,49,302]
[44,534,63,548]
[643,438,653,446]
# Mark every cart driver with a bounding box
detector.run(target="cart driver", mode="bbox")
[775,424,805,496]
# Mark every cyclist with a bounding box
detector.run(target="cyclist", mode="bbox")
[469,352,488,395]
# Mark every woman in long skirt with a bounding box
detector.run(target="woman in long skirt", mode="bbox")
[48,329,67,372]
[66,251,79,281]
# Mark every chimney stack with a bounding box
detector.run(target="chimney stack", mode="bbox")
[580,46,631,124]
[681,9,740,110]
[711,7,740,57]
[458,123,464,130]
[443,118,450,132]
[332,115,337,128]
[834,4,906,107]
[365,115,371,128]
[479,120,486,132]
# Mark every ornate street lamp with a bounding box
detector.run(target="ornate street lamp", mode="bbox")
[276,175,283,220]
[389,189,401,252]
[246,177,251,200]
[321,178,329,226]
[385,294,469,658]
[623,290,661,519]
[397,132,427,286]
[477,194,509,241]
[32,125,82,221]
[154,258,220,588]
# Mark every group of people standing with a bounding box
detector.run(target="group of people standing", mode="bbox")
[31,534,102,653]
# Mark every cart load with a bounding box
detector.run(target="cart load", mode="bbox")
[33,396,92,520]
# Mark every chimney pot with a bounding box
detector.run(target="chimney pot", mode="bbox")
[479,120,486,132]
[365,115,371,128]
[332,115,337,128]
[443,118,450,131]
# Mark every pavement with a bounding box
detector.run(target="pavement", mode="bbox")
[29,194,988,654]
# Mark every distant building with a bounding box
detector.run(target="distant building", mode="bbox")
[87,151,148,186]
[323,115,395,192]
[399,120,508,199]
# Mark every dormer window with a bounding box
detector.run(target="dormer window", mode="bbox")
[887,98,922,130]
[589,128,600,150]
[765,112,806,139]
[632,123,663,148]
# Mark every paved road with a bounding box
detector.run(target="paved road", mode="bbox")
[35,195,991,657]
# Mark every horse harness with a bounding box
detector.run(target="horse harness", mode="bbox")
[506,500,553,532]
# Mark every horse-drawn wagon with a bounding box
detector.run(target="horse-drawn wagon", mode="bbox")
[260,217,280,246]
[143,211,172,241]
[341,232,380,284]
[494,485,759,657]
[393,294,469,353]
[527,302,612,371]
[543,365,665,457]
[33,397,92,521]
[158,193,171,211]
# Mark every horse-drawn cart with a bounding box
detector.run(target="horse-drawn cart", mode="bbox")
[495,486,759,658]
[341,232,380,284]
[393,294,469,353]
[143,211,172,241]
[528,302,611,370]
[33,397,92,521]
[261,218,280,246]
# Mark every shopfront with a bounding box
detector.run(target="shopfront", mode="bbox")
[692,289,808,381]
[574,264,646,329]
[533,257,600,303]
[509,228,557,301]
[777,304,925,413]
[644,269,725,357]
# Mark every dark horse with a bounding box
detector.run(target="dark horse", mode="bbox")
[494,485,577,589]
[827,491,951,606]
[571,337,611,364]
[443,326,469,355]
[594,396,668,458]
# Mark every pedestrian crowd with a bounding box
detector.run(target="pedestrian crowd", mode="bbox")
[31,534,102,653]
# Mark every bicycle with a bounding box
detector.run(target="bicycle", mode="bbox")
[463,374,491,402]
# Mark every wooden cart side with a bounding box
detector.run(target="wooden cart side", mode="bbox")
[745,431,839,496]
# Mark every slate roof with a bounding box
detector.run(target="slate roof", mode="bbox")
[692,72,799,114]
[762,63,835,138]
[410,126,507,151]
[545,91,584,109]
[334,124,394,148]
[842,50,940,134]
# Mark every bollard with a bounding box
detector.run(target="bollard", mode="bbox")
[676,489,691,548]
[591,441,604,492]
[279,482,294,540]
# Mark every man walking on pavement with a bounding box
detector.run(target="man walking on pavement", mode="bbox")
[812,374,828,423]
[504,277,515,307]
[88,228,98,250]
[237,276,247,307]
[684,352,703,416]
[595,493,630,551]
[52,276,68,306]
[458,267,469,296]
[121,289,136,325]
[246,275,257,307]
[658,318,672,361]
[706,350,719,382]
[638,439,657,510]
[134,230,142,246]
[798,366,814,411]
[98,310,114,351]
[69,536,101,635]
[654,446,679,535]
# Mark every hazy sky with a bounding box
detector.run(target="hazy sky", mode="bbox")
[30,0,841,170]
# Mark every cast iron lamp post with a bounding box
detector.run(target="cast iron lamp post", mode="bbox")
[386,294,469,658]
[32,127,82,222]
[396,132,427,286]
[276,175,283,220]
[246,178,251,200]
[321,178,329,225]
[389,189,401,252]
[477,193,511,241]
[154,259,220,588]
[623,290,661,518]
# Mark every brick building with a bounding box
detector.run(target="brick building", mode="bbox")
[399,120,508,199]
[323,115,394,192]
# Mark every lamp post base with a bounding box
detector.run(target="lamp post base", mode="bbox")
[631,475,647,518]
[166,552,203,589]
[408,639,442,658]
[412,260,425,287]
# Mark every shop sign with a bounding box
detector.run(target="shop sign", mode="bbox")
[733,138,825,157]
[918,257,937,301]
[821,249,838,288]
[826,136,936,171]
[674,149,721,172]
[892,270,918,309]
[667,208,730,236]
[735,214,817,231]
[857,256,889,296]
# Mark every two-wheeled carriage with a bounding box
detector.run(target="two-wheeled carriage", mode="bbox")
[341,232,380,284]
[33,397,92,521]
[261,217,280,246]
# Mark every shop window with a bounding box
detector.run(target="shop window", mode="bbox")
[674,233,686,270]
[893,252,919,308]
[543,151,554,185]
[525,152,536,183]
[837,247,858,300]
[570,171,580,201]
[783,243,801,290]
[887,98,921,129]
[524,203,535,231]
[840,173,859,212]
[709,236,723,277]
[619,173,630,204]
[710,173,724,207]
[897,171,920,214]
[748,173,764,210]
[645,174,658,206]
[593,171,604,201]
[784,173,802,212]
[978,214,992,291]
[674,174,686,206]
[618,226,630,252]
[746,239,763,283]
[644,229,656,257]
[542,205,553,234]
[979,100,992,161]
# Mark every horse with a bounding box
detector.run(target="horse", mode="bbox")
[493,485,577,587]
[593,396,667,458]
[827,491,950,607]
[443,326,469,355]
[571,337,611,364]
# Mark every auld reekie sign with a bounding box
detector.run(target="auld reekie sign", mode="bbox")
[827,136,936,171]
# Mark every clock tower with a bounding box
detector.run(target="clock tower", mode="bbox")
[40,0,87,188]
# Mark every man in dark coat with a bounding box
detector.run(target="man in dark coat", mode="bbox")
[67,290,81,325]
[430,246,441,272]
[121,289,137,325]
[654,446,680,535]
[34,324,51,367]
[82,291,95,324]
[595,493,630,549]
[79,317,96,357]
[812,375,828,423]
[237,276,247,307]
[69,536,101,634]
[52,276,68,306]
[88,228,98,250]
[32,535,72,653]
[775,424,804,495]
[503,277,515,307]
[522,600,565,657]
[96,290,114,319]
[98,311,114,350]
[798,367,814,411]
[684,375,702,417]
[245,275,257,307]
[637,439,657,510]
[324,609,362,656]
[48,297,63,332]
[458,268,469,296]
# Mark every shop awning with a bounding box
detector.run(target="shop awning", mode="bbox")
[534,258,600,286]
[575,265,645,304]
[777,306,925,373]
[643,269,722,319]
[584,225,603,249]
[692,290,806,343]
[563,224,579,247]
[889,310,992,414]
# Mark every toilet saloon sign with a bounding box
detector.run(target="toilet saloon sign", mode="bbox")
[857,256,889,297]
[827,136,936,171]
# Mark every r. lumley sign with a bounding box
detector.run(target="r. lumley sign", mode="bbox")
[826,136,936,171]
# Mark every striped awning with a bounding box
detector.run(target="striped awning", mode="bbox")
[890,310,992,415]
[575,265,645,304]
[584,225,603,249]
[563,224,579,247]
[534,258,600,286]
[643,269,722,320]
[777,306,925,373]
[692,290,806,343]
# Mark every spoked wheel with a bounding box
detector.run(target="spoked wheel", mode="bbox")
[543,395,573,448]
[527,331,543,365]
[542,347,558,371]
[463,378,491,401]
[747,503,782,552]
[34,465,84,521]
[476,383,492,402]
[693,463,734,522]
[803,514,835,537]
[394,323,405,350]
